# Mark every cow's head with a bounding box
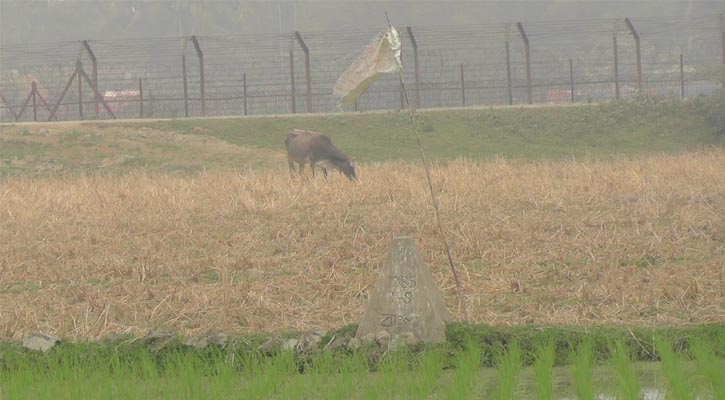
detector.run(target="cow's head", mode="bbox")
[341,159,356,181]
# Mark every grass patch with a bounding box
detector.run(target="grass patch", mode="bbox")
[690,338,725,399]
[1,98,722,178]
[1,326,723,400]
[609,340,640,400]
[493,341,522,400]
[444,336,482,399]
[533,341,556,400]
[656,336,695,400]
[571,341,595,400]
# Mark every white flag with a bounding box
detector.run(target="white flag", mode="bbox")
[333,26,402,108]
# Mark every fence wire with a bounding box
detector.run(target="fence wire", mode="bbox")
[1,14,723,122]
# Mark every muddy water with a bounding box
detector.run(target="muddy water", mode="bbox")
[476,361,721,399]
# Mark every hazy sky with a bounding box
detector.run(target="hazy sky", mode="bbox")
[1,0,722,45]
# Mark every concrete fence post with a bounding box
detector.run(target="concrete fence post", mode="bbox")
[82,40,99,118]
[569,58,575,103]
[460,63,466,106]
[406,27,421,108]
[190,36,206,116]
[613,33,620,99]
[624,18,642,93]
[517,22,532,104]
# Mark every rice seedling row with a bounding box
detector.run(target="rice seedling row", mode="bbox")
[3,335,723,399]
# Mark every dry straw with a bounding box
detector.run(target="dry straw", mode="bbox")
[1,150,724,340]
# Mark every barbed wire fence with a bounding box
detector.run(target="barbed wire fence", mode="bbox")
[1,14,723,122]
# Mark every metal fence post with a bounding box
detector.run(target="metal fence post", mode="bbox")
[182,52,189,117]
[569,58,575,103]
[406,27,421,108]
[505,40,513,105]
[624,18,642,93]
[82,40,99,118]
[293,32,312,113]
[243,73,248,116]
[31,82,37,121]
[613,33,620,99]
[139,77,144,118]
[680,53,685,99]
[289,34,296,114]
[517,22,532,104]
[460,63,466,106]
[0,91,18,121]
[399,35,405,110]
[190,36,206,116]
[48,67,79,121]
[77,67,116,119]
[721,13,725,64]
[77,60,84,120]
[16,86,35,121]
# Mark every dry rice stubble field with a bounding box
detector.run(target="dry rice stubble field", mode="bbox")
[0,150,724,340]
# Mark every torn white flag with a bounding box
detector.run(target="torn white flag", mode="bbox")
[333,26,402,108]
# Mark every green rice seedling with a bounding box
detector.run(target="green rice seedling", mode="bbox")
[689,338,725,399]
[533,341,556,400]
[316,351,368,400]
[571,341,595,400]
[444,337,482,400]
[361,349,409,400]
[242,350,297,399]
[655,336,694,400]
[208,349,245,399]
[609,340,639,400]
[494,341,522,400]
[297,350,334,398]
[405,348,445,399]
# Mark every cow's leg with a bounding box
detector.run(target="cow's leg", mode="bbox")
[322,168,328,179]
[310,164,316,178]
[296,162,305,177]
[288,158,296,176]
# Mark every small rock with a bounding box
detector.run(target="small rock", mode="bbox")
[282,338,299,351]
[374,330,390,348]
[360,333,376,344]
[297,331,323,353]
[22,333,60,352]
[207,333,228,347]
[143,330,176,352]
[390,332,419,351]
[182,333,228,350]
[347,337,361,350]
[257,336,282,354]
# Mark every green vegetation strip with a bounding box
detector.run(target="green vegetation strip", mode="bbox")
[1,324,723,399]
[2,96,723,177]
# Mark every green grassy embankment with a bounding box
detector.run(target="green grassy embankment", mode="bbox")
[1,97,722,177]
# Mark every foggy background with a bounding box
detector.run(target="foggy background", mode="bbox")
[1,1,723,121]
[2,0,723,45]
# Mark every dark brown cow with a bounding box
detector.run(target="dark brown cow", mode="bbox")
[285,129,356,180]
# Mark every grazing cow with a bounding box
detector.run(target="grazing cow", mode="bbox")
[285,129,356,180]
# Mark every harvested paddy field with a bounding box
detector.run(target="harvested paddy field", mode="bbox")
[1,149,723,340]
